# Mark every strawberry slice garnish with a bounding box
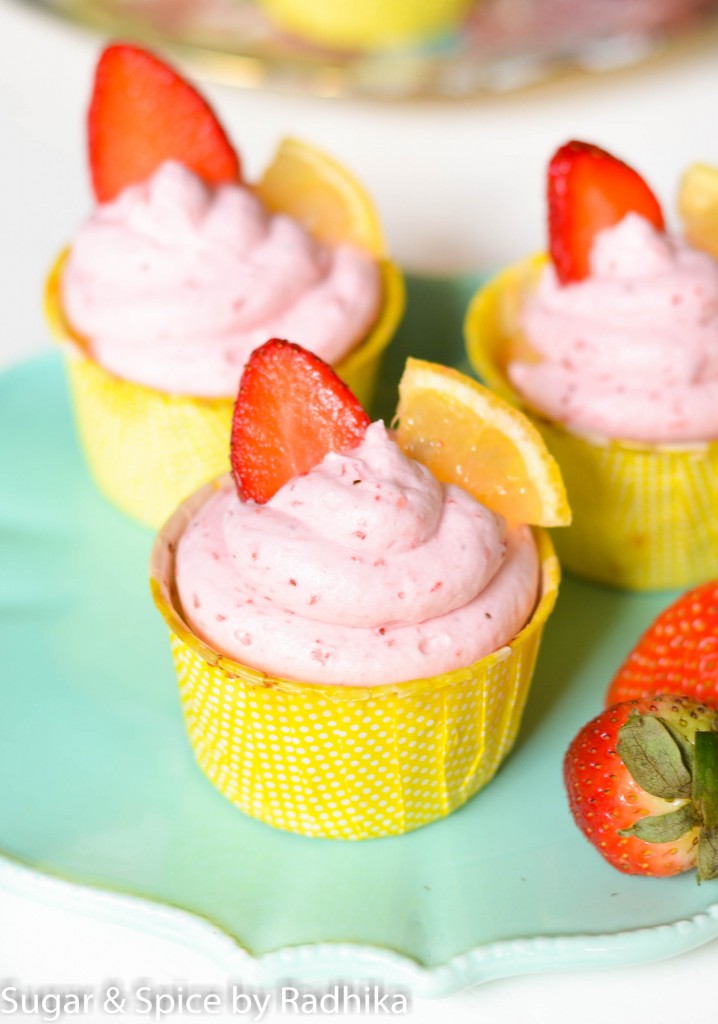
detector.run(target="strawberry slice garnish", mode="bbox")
[89,43,241,204]
[231,339,371,504]
[548,140,664,285]
[606,580,718,707]
[564,695,718,879]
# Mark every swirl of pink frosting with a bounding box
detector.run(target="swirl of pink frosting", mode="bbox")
[509,213,718,442]
[176,422,539,686]
[60,161,381,397]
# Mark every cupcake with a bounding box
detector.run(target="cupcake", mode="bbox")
[44,43,404,528]
[150,341,566,839]
[259,0,474,51]
[466,140,718,591]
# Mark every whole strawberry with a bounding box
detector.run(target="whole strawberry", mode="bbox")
[564,695,718,879]
[606,581,718,707]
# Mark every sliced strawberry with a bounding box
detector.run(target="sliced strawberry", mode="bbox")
[89,43,241,203]
[606,580,718,707]
[231,339,371,504]
[548,140,664,285]
[564,695,718,879]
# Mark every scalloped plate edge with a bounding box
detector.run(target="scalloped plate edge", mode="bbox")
[2,852,718,996]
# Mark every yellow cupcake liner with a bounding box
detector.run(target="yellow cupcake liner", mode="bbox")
[465,255,718,591]
[44,251,405,529]
[259,0,473,50]
[150,477,560,840]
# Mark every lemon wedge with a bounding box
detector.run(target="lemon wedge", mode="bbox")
[255,137,385,256]
[395,358,571,527]
[678,163,718,260]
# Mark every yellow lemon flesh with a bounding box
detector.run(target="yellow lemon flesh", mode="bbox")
[255,137,385,256]
[395,359,571,528]
[260,0,473,51]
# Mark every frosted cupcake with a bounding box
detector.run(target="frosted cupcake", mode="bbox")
[44,44,404,528]
[466,140,718,590]
[150,342,566,839]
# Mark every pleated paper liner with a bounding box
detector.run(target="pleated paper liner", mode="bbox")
[465,255,718,591]
[150,476,560,840]
[44,251,405,529]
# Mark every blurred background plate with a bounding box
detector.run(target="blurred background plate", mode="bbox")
[27,0,718,99]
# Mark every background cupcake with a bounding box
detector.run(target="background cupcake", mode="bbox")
[466,140,718,591]
[45,43,404,528]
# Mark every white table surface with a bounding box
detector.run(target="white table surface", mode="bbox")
[2,1,718,1019]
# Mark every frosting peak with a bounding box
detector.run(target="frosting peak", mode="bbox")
[510,213,718,442]
[223,422,507,628]
[61,161,381,397]
[176,424,539,685]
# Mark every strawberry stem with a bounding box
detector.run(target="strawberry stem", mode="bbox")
[694,731,718,830]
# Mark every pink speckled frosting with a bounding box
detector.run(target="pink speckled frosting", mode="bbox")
[61,161,381,397]
[509,214,718,443]
[175,422,539,686]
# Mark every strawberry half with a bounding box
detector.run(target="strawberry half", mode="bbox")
[231,339,371,504]
[606,580,718,707]
[548,140,665,285]
[564,695,718,879]
[89,43,241,203]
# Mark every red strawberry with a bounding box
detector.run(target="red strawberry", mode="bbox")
[231,339,371,504]
[606,581,718,707]
[564,695,718,879]
[89,43,241,203]
[548,140,665,285]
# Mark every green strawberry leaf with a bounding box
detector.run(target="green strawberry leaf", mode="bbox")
[694,731,718,830]
[618,804,700,844]
[617,712,692,800]
[662,719,696,775]
[697,824,718,883]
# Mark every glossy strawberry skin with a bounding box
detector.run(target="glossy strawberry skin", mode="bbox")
[89,43,241,203]
[606,581,718,707]
[548,140,665,285]
[231,339,371,505]
[563,695,718,877]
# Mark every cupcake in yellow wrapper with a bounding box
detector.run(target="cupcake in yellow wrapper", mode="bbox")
[466,254,718,591]
[465,140,718,591]
[151,479,558,840]
[47,43,404,529]
[150,352,566,839]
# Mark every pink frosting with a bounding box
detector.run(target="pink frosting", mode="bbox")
[509,214,718,442]
[175,422,539,686]
[61,162,381,397]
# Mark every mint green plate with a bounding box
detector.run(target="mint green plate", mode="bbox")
[2,276,718,996]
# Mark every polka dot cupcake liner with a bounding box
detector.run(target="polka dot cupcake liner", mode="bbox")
[44,250,405,529]
[150,477,560,840]
[465,255,718,591]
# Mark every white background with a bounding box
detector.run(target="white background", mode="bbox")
[2,1,718,1019]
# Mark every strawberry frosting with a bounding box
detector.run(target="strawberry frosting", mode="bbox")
[61,161,381,397]
[509,214,718,442]
[175,422,539,686]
